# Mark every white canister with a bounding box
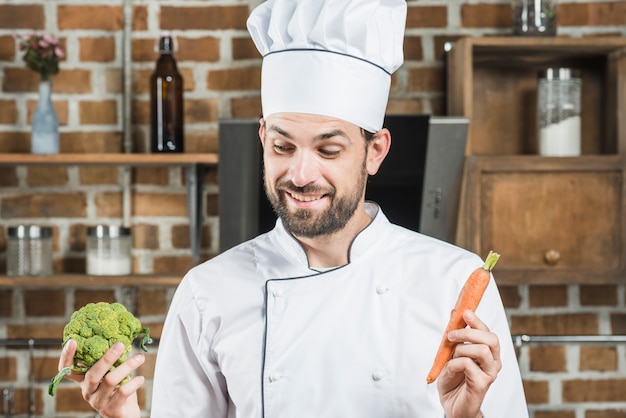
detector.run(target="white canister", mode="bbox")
[537,68,582,156]
[86,225,132,276]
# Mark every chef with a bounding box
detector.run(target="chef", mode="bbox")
[58,0,529,416]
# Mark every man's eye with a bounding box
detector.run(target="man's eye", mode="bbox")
[273,144,292,153]
[319,148,341,157]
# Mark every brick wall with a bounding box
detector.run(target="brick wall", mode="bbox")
[0,0,625,417]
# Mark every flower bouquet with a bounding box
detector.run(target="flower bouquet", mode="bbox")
[15,32,65,154]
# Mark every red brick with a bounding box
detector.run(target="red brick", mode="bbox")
[562,379,626,402]
[0,35,16,60]
[0,356,17,380]
[207,67,261,91]
[0,289,11,316]
[529,285,568,307]
[558,1,626,26]
[160,5,249,30]
[510,313,599,335]
[0,5,44,29]
[386,99,423,116]
[407,66,445,93]
[586,411,626,418]
[61,131,123,153]
[0,99,17,124]
[403,36,423,61]
[523,379,550,404]
[53,69,92,94]
[26,166,68,186]
[0,131,30,152]
[2,67,39,92]
[185,98,219,123]
[206,193,218,217]
[79,36,116,62]
[74,289,116,310]
[56,386,100,412]
[580,284,617,306]
[58,5,123,30]
[7,323,65,339]
[535,412,575,418]
[177,36,220,62]
[1,193,87,218]
[95,191,123,217]
[232,36,261,60]
[133,5,148,31]
[461,3,513,28]
[134,192,188,217]
[24,289,66,316]
[136,288,168,316]
[153,255,195,275]
[611,313,626,334]
[230,96,262,119]
[406,5,447,28]
[530,345,567,372]
[78,166,120,185]
[137,353,157,378]
[32,356,60,380]
[0,167,18,186]
[498,285,522,308]
[580,346,618,371]
[79,100,118,124]
[132,224,159,250]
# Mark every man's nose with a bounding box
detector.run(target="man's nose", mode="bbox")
[288,151,320,188]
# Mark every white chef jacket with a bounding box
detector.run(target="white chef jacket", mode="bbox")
[151,202,528,417]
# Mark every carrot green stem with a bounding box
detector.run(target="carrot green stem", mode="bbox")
[482,250,501,271]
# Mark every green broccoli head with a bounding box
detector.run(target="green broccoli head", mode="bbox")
[48,302,151,396]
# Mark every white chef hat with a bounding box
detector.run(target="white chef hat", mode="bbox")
[247,0,407,133]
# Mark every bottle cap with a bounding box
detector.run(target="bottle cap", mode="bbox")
[538,68,581,80]
[8,225,53,239]
[87,225,131,238]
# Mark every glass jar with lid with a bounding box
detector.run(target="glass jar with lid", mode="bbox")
[86,225,132,276]
[537,67,582,156]
[7,225,53,276]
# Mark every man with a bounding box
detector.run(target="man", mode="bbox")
[59,0,529,416]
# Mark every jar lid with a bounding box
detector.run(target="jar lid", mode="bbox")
[87,225,131,238]
[8,225,52,239]
[538,68,581,80]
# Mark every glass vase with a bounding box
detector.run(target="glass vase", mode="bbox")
[31,79,59,154]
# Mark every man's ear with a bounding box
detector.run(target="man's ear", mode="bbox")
[366,128,391,176]
[258,118,266,148]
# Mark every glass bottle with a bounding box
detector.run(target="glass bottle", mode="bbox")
[150,34,184,153]
[31,79,60,154]
[537,68,582,156]
[513,0,557,36]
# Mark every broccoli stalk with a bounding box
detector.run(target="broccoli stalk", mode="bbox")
[48,302,151,396]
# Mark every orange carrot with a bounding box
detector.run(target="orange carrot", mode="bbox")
[425,250,501,384]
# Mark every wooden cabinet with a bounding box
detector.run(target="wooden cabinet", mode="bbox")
[447,37,626,284]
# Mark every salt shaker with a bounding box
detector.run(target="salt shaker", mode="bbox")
[537,68,582,156]
[86,225,132,276]
[7,225,53,276]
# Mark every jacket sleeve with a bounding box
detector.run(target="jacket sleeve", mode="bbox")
[478,278,529,417]
[150,276,229,417]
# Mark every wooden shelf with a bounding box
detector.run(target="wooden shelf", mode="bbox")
[0,274,183,287]
[0,153,218,166]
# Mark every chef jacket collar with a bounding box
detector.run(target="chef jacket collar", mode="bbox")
[270,201,386,269]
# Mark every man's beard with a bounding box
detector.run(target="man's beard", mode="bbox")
[264,163,367,238]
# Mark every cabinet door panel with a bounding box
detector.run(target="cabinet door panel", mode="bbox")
[481,170,622,270]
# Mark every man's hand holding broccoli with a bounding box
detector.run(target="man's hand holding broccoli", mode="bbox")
[49,302,151,401]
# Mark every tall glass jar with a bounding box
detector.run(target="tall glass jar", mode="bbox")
[7,225,53,276]
[86,225,132,276]
[537,68,582,156]
[513,0,557,36]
